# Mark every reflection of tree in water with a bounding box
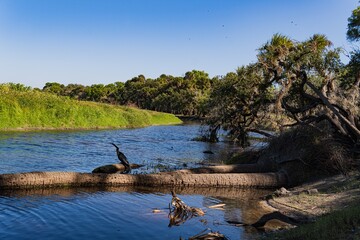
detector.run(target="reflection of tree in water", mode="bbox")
[221,197,262,224]
[218,197,262,236]
[201,188,273,236]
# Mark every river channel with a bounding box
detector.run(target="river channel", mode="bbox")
[0,124,270,239]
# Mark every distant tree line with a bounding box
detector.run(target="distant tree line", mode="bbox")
[42,70,215,116]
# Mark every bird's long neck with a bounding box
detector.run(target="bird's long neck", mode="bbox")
[116,150,123,158]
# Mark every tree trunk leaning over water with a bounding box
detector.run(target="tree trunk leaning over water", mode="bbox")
[0,171,287,189]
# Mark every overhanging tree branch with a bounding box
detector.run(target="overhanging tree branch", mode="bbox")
[306,81,360,140]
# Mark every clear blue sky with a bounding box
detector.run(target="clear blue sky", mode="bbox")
[0,0,358,88]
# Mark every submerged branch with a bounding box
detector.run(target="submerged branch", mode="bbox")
[248,128,276,138]
[168,191,204,227]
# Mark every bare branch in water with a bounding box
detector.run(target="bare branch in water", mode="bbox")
[168,191,204,227]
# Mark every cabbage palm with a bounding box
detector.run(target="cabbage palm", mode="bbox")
[258,34,360,146]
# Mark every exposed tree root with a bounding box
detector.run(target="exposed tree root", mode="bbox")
[226,211,299,228]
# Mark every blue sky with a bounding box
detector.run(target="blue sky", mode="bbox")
[0,0,358,88]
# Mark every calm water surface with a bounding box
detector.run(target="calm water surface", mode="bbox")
[0,124,242,174]
[0,124,269,239]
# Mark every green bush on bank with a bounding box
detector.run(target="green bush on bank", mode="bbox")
[0,85,182,130]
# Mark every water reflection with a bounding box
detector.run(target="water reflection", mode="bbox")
[0,186,271,240]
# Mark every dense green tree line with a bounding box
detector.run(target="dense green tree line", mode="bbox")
[42,70,215,116]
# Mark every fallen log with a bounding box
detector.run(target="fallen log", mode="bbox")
[0,171,287,189]
[175,162,312,187]
[174,163,271,174]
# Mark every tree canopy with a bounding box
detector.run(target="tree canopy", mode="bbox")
[347,6,360,42]
[42,70,215,116]
[258,34,359,144]
[203,33,359,148]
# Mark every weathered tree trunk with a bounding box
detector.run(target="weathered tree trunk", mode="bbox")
[305,81,360,142]
[0,171,287,189]
[209,124,220,142]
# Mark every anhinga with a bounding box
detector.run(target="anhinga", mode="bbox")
[111,143,131,173]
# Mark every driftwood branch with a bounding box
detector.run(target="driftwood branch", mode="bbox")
[168,191,204,227]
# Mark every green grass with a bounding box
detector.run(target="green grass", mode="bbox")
[267,204,360,240]
[0,86,182,130]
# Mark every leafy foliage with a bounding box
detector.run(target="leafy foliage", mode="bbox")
[347,6,360,42]
[42,70,214,116]
[258,34,359,146]
[204,65,274,146]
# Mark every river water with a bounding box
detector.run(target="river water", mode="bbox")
[0,124,269,239]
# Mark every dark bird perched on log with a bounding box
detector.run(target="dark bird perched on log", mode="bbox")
[111,143,131,173]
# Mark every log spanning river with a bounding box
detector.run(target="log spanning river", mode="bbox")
[0,124,269,239]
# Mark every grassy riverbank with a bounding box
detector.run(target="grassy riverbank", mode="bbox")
[0,87,182,130]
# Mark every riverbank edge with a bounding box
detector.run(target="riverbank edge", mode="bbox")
[0,120,183,132]
[259,171,360,238]
[0,88,183,131]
